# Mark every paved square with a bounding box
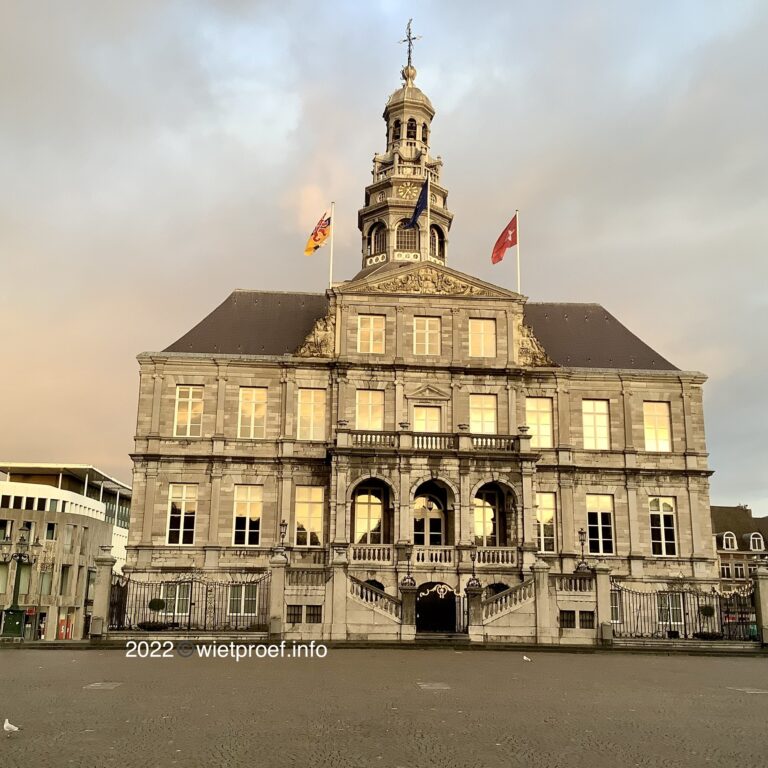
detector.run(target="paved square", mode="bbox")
[1,648,766,768]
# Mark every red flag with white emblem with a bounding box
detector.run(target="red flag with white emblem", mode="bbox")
[491,213,518,264]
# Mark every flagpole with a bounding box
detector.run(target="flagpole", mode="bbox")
[329,201,335,289]
[516,208,521,294]
[425,171,430,260]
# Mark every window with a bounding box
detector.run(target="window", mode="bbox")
[297,388,326,440]
[0,519,11,540]
[525,397,553,449]
[295,487,323,547]
[36,497,46,511]
[357,315,386,354]
[734,562,745,579]
[80,526,89,555]
[0,496,10,509]
[24,497,34,511]
[305,605,322,624]
[468,319,496,358]
[582,399,610,450]
[0,563,7,593]
[228,584,260,616]
[560,610,576,629]
[40,570,53,596]
[748,562,758,576]
[174,385,204,438]
[750,533,765,551]
[657,593,683,625]
[579,611,595,629]
[722,532,737,550]
[160,582,191,617]
[238,387,267,439]
[421,122,428,142]
[470,394,497,434]
[406,118,417,139]
[59,565,70,596]
[536,492,556,553]
[413,495,445,546]
[233,486,262,546]
[368,224,387,256]
[63,524,75,553]
[356,390,384,430]
[287,605,302,623]
[354,487,384,545]
[610,590,623,623]
[429,226,444,259]
[18,564,31,595]
[586,494,614,554]
[413,405,441,433]
[413,316,441,355]
[473,490,499,547]
[649,497,677,556]
[643,401,671,452]
[167,484,197,545]
[396,220,419,251]
[720,563,732,579]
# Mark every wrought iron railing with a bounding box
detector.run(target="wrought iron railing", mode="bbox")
[482,579,535,620]
[348,575,401,619]
[108,573,271,632]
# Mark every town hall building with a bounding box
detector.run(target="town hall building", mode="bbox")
[120,50,727,644]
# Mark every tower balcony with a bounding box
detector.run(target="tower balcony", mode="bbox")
[334,428,531,456]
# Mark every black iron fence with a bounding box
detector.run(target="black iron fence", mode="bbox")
[610,582,757,641]
[109,573,271,632]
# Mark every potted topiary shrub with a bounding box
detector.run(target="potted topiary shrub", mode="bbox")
[137,598,169,631]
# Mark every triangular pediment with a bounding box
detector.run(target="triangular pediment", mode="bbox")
[339,262,521,299]
[406,383,451,400]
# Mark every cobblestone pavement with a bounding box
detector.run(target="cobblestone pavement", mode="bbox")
[1,647,767,768]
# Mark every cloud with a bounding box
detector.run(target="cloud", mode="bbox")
[0,1,766,512]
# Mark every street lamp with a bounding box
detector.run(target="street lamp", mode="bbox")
[1,525,43,637]
[467,547,481,589]
[401,543,415,587]
[575,527,590,573]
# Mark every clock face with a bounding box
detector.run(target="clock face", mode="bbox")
[398,182,419,200]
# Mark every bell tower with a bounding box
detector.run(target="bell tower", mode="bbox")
[357,21,454,271]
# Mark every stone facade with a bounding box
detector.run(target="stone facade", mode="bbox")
[124,58,718,643]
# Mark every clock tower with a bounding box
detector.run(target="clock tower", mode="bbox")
[357,32,454,272]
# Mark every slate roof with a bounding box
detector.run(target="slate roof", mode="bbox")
[162,289,678,370]
[711,505,768,552]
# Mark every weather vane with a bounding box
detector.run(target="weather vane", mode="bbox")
[399,18,421,69]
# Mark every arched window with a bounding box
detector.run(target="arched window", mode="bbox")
[368,224,386,255]
[421,122,428,142]
[353,486,384,545]
[473,489,499,547]
[413,494,445,546]
[396,220,419,251]
[750,532,765,551]
[392,120,401,141]
[406,118,417,140]
[722,532,737,550]
[430,226,444,259]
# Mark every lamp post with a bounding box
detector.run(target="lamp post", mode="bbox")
[467,547,481,589]
[575,527,590,573]
[401,543,415,587]
[1,525,43,637]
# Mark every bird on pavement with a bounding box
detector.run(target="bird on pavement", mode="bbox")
[4,719,21,737]
[523,655,532,662]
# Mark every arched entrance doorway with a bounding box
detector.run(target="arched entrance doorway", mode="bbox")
[416,582,458,633]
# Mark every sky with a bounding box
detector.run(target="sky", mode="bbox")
[1,1,766,513]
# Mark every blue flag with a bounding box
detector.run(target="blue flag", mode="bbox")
[403,179,428,228]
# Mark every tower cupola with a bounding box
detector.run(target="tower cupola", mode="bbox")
[357,22,453,272]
